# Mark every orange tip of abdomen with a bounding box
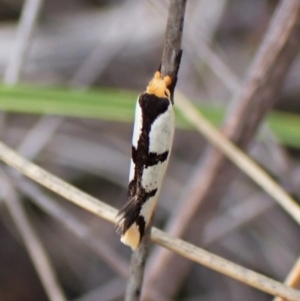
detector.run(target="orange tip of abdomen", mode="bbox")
[120,223,141,251]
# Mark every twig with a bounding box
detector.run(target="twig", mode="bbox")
[15,177,129,278]
[160,0,186,80]
[2,0,62,185]
[0,168,67,301]
[125,1,186,300]
[2,0,43,148]
[274,256,300,301]
[125,228,151,301]
[4,0,43,85]
[144,1,300,298]
[151,228,300,301]
[0,141,300,300]
[1,1,66,299]
[175,92,300,224]
[14,1,140,161]
[154,0,239,94]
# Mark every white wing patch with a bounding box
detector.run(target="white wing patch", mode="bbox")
[149,106,174,154]
[129,159,135,182]
[132,101,143,148]
[140,194,159,226]
[141,162,167,192]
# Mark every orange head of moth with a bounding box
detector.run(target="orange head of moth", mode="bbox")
[146,71,172,99]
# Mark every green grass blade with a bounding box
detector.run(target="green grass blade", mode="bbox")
[0,84,298,149]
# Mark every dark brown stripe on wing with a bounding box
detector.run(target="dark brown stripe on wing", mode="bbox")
[132,146,168,167]
[132,93,170,179]
[119,187,157,234]
[118,93,171,239]
[145,151,169,167]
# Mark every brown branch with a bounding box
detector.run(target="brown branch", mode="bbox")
[125,1,186,300]
[0,169,67,301]
[125,228,151,301]
[274,256,300,301]
[15,178,129,278]
[4,0,43,85]
[160,0,186,80]
[0,141,300,300]
[151,228,300,301]
[143,0,300,299]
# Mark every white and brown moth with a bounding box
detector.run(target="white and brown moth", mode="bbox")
[116,70,175,250]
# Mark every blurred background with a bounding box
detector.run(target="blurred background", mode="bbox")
[0,0,300,300]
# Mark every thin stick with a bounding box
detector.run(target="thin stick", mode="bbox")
[0,142,300,300]
[0,169,67,301]
[175,91,300,225]
[15,177,129,278]
[274,257,300,301]
[1,1,67,299]
[4,0,43,85]
[124,227,150,301]
[150,228,300,301]
[144,1,300,297]
[2,0,43,142]
[160,0,186,80]
[124,1,186,300]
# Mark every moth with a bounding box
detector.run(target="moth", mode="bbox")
[116,70,175,250]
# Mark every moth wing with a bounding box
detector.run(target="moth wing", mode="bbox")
[116,198,143,250]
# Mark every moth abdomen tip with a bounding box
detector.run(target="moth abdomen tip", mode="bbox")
[120,222,141,250]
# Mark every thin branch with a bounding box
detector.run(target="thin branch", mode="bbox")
[160,0,186,80]
[2,0,43,149]
[13,0,141,174]
[274,256,300,301]
[15,177,129,278]
[151,228,300,301]
[124,229,150,301]
[154,0,239,94]
[4,0,43,85]
[1,2,67,298]
[174,92,300,225]
[125,1,186,300]
[0,141,300,300]
[144,1,300,298]
[0,168,67,301]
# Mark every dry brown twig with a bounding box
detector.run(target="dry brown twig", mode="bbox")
[143,0,300,298]
[0,141,300,300]
[4,0,43,85]
[0,169,67,301]
[14,177,129,278]
[124,1,187,300]
[185,0,300,295]
[2,1,300,298]
[175,92,300,224]
[274,257,300,301]
[1,1,69,300]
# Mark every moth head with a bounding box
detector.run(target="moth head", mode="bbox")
[146,71,171,99]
